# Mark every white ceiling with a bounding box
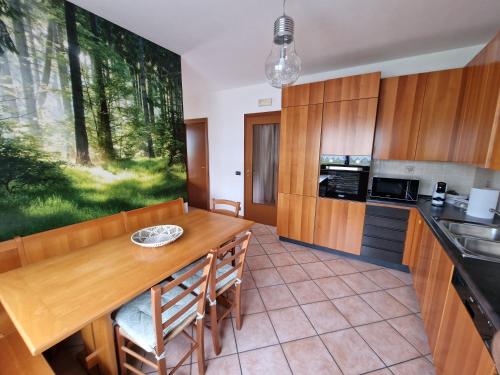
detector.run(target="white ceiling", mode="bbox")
[71,0,500,91]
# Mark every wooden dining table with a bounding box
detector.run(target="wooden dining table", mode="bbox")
[0,210,253,374]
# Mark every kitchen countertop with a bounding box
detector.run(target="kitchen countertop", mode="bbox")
[368,196,500,332]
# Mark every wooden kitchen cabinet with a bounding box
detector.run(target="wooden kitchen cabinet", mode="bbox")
[373,74,427,160]
[414,68,464,161]
[324,72,380,102]
[420,241,454,352]
[282,81,325,107]
[413,222,435,303]
[433,286,496,375]
[321,98,378,155]
[277,193,316,243]
[314,198,366,255]
[278,104,323,196]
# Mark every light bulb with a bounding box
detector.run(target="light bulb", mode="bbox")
[265,41,302,88]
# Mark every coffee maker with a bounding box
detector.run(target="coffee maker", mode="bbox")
[432,182,447,207]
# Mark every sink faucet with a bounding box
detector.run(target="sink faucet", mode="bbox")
[490,208,500,217]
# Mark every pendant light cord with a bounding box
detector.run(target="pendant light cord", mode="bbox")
[283,0,286,15]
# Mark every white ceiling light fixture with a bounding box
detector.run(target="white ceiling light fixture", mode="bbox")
[265,0,302,88]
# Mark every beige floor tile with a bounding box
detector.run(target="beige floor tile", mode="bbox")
[262,242,287,254]
[387,268,413,285]
[249,236,259,245]
[241,271,256,290]
[386,286,420,313]
[266,225,277,235]
[259,284,297,310]
[301,261,335,279]
[340,273,381,294]
[287,280,328,304]
[269,252,297,267]
[364,369,392,375]
[281,241,310,252]
[321,329,385,375]
[276,264,310,283]
[387,314,431,355]
[251,268,284,287]
[282,336,342,375]
[290,250,320,264]
[360,291,411,319]
[250,226,273,235]
[309,249,339,261]
[268,306,316,342]
[192,318,237,362]
[240,288,266,315]
[246,254,274,270]
[256,234,279,244]
[246,244,266,257]
[332,295,383,326]
[232,312,278,351]
[239,345,291,375]
[356,321,420,366]
[314,276,356,299]
[426,354,433,364]
[144,364,190,375]
[346,258,382,272]
[192,354,241,375]
[389,357,436,375]
[301,301,350,334]
[324,259,357,275]
[363,269,405,289]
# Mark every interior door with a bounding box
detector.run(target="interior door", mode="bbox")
[185,118,209,210]
[244,111,281,225]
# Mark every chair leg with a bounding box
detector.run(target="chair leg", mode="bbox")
[235,285,242,330]
[196,319,206,375]
[157,357,168,375]
[209,302,221,355]
[115,326,127,375]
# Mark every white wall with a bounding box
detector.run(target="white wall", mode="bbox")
[182,44,484,213]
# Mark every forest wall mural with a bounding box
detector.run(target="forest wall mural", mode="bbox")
[0,0,186,240]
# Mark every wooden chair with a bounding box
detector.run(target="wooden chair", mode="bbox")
[211,199,241,218]
[125,198,185,232]
[114,253,214,375]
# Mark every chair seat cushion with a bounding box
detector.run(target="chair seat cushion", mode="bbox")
[173,261,237,293]
[115,285,197,353]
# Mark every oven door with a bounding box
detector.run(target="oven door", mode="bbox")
[319,169,368,201]
[371,178,409,201]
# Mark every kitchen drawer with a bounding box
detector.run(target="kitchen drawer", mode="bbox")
[366,205,410,221]
[364,215,409,231]
[362,236,405,253]
[363,224,407,242]
[361,246,404,263]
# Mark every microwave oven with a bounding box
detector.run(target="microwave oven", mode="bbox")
[370,177,419,202]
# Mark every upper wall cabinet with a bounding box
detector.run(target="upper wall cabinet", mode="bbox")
[454,33,500,168]
[321,98,378,155]
[282,82,324,107]
[414,68,464,161]
[278,104,323,196]
[373,74,427,160]
[324,72,381,102]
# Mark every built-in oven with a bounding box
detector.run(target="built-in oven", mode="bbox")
[370,177,419,202]
[318,155,370,202]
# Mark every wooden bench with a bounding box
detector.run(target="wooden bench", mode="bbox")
[0,198,185,374]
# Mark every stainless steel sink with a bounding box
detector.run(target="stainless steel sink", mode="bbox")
[435,219,500,263]
[440,220,500,241]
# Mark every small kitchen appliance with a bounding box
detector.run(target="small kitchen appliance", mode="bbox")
[370,177,419,202]
[432,182,447,207]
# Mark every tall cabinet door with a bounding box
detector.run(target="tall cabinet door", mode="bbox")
[414,68,464,161]
[321,98,378,155]
[277,193,316,243]
[373,74,427,160]
[278,104,323,197]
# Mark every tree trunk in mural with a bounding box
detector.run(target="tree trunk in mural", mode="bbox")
[9,0,40,134]
[0,55,19,118]
[89,13,115,160]
[38,20,55,106]
[54,23,73,119]
[138,37,155,158]
[64,1,91,165]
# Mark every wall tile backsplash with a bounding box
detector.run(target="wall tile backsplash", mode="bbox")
[371,160,478,196]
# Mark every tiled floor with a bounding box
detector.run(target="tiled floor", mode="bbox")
[48,223,435,375]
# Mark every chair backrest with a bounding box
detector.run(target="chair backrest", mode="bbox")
[151,253,213,357]
[125,198,185,232]
[20,213,126,265]
[208,231,251,300]
[211,199,241,218]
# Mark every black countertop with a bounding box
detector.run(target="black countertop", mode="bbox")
[368,196,500,331]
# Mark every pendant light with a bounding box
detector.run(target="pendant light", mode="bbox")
[265,0,302,88]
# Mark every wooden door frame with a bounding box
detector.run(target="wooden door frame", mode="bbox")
[185,118,210,210]
[244,111,281,224]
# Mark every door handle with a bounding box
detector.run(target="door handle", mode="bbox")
[201,166,205,169]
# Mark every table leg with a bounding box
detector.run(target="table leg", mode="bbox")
[81,314,118,375]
